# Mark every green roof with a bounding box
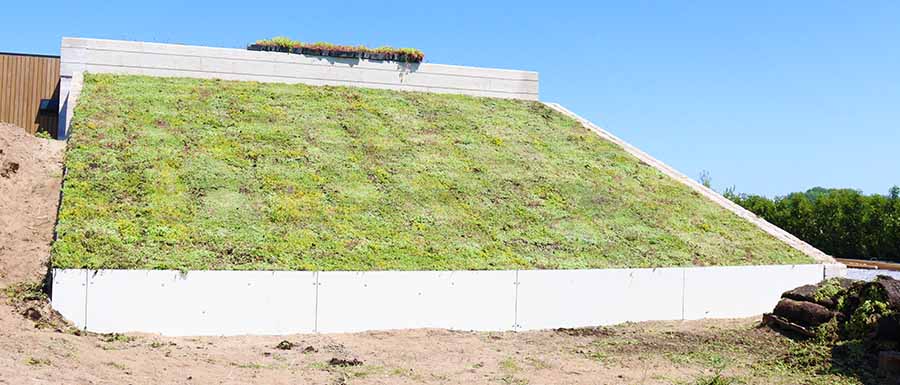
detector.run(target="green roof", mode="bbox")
[52,74,811,271]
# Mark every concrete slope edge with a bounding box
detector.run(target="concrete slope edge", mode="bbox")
[52,264,838,336]
[543,102,837,265]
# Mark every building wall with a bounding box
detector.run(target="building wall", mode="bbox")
[0,53,60,136]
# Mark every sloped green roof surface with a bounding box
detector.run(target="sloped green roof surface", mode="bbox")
[52,74,811,270]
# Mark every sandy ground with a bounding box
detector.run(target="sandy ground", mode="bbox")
[0,123,65,285]
[0,123,860,385]
[1,315,823,385]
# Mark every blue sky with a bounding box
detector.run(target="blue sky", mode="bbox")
[2,1,897,197]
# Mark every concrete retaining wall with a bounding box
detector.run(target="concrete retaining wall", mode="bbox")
[847,268,900,281]
[58,37,539,138]
[52,264,842,336]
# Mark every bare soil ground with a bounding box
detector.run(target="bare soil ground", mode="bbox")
[0,123,65,285]
[1,315,864,385]
[0,122,867,384]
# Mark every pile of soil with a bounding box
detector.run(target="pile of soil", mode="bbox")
[765,275,900,379]
[765,276,900,342]
[0,123,65,286]
[763,275,900,379]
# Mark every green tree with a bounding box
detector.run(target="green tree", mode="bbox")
[726,186,900,261]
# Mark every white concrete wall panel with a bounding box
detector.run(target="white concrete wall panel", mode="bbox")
[683,264,824,320]
[59,38,538,99]
[50,269,87,330]
[51,265,827,335]
[847,268,900,281]
[84,270,316,336]
[316,271,517,333]
[516,268,684,330]
[60,38,538,81]
[825,263,848,278]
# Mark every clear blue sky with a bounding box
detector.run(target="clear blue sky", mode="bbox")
[3,1,897,197]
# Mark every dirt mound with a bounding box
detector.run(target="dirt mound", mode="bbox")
[764,276,900,379]
[0,123,65,286]
[773,276,900,338]
[763,276,900,340]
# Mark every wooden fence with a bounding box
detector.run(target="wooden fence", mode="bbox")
[0,52,60,137]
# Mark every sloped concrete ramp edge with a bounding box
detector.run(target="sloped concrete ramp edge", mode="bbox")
[544,102,837,265]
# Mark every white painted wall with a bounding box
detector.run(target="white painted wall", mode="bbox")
[57,37,539,138]
[50,269,87,329]
[682,264,823,319]
[847,268,900,281]
[52,264,843,336]
[84,270,316,336]
[316,271,516,333]
[515,268,684,330]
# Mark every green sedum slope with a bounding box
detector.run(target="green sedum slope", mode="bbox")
[52,74,811,271]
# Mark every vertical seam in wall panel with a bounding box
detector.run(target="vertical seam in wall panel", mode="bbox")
[513,270,519,331]
[681,268,686,320]
[83,269,89,330]
[313,272,319,333]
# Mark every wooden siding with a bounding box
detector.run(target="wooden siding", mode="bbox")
[0,53,60,137]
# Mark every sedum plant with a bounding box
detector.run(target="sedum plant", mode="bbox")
[250,37,425,62]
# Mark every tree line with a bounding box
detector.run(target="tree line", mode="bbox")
[723,186,900,261]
